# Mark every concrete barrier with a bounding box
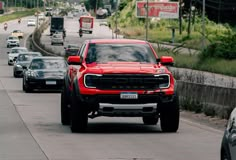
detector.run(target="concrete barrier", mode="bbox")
[177,80,236,119]
[30,19,55,56]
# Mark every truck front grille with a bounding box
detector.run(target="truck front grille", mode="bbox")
[84,74,170,90]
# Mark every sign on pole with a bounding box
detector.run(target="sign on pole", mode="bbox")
[136,1,179,19]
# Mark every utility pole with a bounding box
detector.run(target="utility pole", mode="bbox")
[218,0,221,23]
[115,0,118,39]
[187,0,192,37]
[145,0,149,41]
[202,0,206,49]
[179,0,182,35]
[6,0,8,12]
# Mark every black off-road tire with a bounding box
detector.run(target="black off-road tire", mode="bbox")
[160,94,179,132]
[142,115,158,125]
[70,88,88,133]
[221,147,231,160]
[61,86,70,125]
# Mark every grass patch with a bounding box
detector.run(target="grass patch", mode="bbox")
[0,9,36,23]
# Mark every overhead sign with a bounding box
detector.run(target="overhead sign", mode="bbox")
[136,1,179,19]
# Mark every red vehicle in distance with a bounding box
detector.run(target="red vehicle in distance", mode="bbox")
[79,15,94,34]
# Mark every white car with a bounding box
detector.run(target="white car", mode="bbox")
[67,13,74,19]
[7,47,28,65]
[6,36,20,48]
[51,33,64,46]
[27,19,36,26]
[38,13,45,21]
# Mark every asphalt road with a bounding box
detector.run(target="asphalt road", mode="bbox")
[0,16,224,160]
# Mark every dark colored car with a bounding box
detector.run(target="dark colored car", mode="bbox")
[221,107,236,160]
[64,44,80,57]
[13,52,42,78]
[22,56,68,92]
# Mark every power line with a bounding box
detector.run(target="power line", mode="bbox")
[194,0,236,10]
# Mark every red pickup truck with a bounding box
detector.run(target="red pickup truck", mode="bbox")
[61,39,179,133]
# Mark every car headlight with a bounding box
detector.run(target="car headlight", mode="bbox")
[154,74,170,88]
[9,56,14,60]
[27,71,39,78]
[16,65,22,68]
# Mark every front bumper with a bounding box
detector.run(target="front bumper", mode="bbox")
[52,40,63,44]
[14,67,23,77]
[26,78,64,90]
[7,43,19,47]
[98,103,158,117]
[8,58,17,65]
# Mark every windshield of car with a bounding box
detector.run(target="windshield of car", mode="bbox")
[28,19,35,22]
[11,48,28,54]
[29,59,67,70]
[8,36,18,40]
[17,54,40,62]
[85,43,156,64]
[13,30,20,33]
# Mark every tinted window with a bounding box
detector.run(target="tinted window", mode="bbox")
[18,54,40,62]
[30,59,67,70]
[9,37,18,40]
[11,48,28,54]
[86,43,156,64]
[81,17,92,23]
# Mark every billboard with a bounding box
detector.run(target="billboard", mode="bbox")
[136,1,179,19]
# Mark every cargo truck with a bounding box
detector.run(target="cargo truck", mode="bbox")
[50,16,64,36]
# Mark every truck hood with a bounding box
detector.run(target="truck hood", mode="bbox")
[86,62,164,74]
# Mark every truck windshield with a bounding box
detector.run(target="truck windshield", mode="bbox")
[86,43,156,64]
[81,18,92,23]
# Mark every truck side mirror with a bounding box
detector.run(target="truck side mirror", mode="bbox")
[67,56,81,65]
[157,56,174,66]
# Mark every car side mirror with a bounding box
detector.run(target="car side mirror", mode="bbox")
[22,66,28,70]
[7,52,9,54]
[67,56,81,65]
[157,56,174,66]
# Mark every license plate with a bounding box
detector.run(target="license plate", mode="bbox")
[120,92,138,99]
[46,81,56,85]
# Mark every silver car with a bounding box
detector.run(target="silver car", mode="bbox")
[51,33,64,46]
[13,52,42,77]
[6,36,20,48]
[7,47,28,65]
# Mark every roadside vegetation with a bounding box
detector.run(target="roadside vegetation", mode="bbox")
[0,9,36,23]
[108,0,236,77]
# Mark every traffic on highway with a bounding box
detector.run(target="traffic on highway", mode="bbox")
[0,3,234,160]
